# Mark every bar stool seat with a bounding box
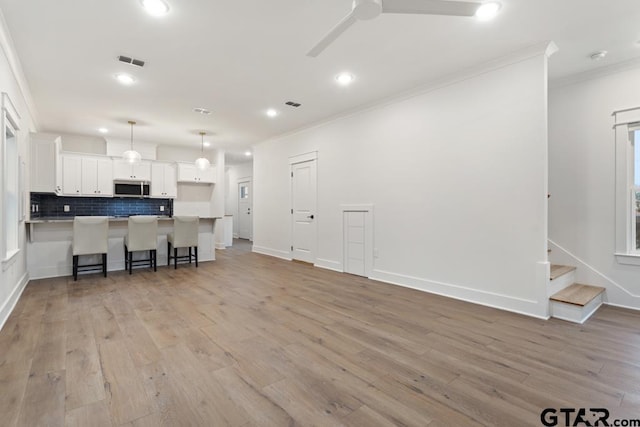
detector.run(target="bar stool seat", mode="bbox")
[124,216,158,274]
[72,216,109,281]
[167,216,199,269]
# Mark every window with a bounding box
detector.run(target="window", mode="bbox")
[2,92,21,264]
[240,183,249,199]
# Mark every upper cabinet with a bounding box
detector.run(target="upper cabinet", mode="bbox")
[61,154,82,196]
[113,159,152,181]
[61,154,113,197]
[151,162,177,198]
[81,157,113,196]
[30,133,61,194]
[176,163,215,184]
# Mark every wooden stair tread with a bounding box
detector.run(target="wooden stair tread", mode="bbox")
[550,284,605,306]
[550,264,576,280]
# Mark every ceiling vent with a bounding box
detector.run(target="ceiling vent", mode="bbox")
[117,55,145,67]
[285,101,302,107]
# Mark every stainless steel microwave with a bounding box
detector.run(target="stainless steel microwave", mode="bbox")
[114,181,150,198]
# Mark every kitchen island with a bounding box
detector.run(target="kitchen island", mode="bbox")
[26,216,219,279]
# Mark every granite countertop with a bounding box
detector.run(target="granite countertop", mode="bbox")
[26,216,221,224]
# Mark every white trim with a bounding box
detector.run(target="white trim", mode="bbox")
[615,253,640,266]
[314,258,342,272]
[1,248,19,271]
[550,297,603,324]
[0,11,38,129]
[252,245,292,261]
[288,151,317,165]
[370,268,547,319]
[0,272,28,332]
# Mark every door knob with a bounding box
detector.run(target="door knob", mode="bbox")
[307,214,314,219]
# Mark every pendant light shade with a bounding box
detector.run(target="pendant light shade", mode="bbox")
[195,131,210,170]
[123,120,142,164]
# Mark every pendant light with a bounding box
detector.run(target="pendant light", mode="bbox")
[195,131,210,170]
[123,120,142,164]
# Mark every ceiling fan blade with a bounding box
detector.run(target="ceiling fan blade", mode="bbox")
[381,0,480,16]
[307,12,358,57]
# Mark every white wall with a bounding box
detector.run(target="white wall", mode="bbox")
[225,162,253,238]
[0,11,36,330]
[549,66,640,309]
[254,47,553,318]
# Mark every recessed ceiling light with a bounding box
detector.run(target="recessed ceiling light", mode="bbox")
[98,127,109,134]
[193,107,211,115]
[203,141,211,147]
[590,50,608,61]
[475,1,501,21]
[245,151,252,157]
[266,109,279,118]
[115,73,135,85]
[335,72,355,86]
[141,0,170,16]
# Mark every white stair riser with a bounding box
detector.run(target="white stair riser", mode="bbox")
[548,270,576,297]
[550,294,603,324]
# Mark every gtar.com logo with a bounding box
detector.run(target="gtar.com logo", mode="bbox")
[540,408,640,427]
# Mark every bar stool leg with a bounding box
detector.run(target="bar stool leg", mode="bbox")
[153,250,157,272]
[195,247,198,267]
[73,255,78,281]
[129,251,133,275]
[124,245,128,271]
[167,242,171,266]
[102,253,107,277]
[189,247,192,264]
[174,248,178,269]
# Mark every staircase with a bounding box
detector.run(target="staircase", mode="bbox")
[548,264,605,324]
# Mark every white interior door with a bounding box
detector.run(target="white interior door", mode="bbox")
[238,180,252,240]
[291,159,317,263]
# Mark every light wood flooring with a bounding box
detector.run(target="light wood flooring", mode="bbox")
[1,241,640,426]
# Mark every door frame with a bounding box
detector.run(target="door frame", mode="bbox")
[237,177,252,241]
[289,151,318,262]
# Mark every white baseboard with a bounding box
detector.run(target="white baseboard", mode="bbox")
[0,272,29,332]
[252,245,292,261]
[314,258,342,272]
[550,296,603,324]
[370,268,548,319]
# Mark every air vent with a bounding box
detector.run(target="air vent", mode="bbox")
[285,101,302,108]
[193,107,212,115]
[117,55,145,67]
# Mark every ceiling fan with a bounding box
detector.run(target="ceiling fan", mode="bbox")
[307,0,488,57]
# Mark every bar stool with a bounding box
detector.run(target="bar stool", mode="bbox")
[124,216,158,274]
[72,216,109,281]
[167,216,199,269]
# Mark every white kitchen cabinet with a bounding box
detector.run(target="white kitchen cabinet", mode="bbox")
[61,155,82,196]
[113,159,152,181]
[177,163,215,184]
[81,157,113,196]
[30,134,61,194]
[151,162,177,198]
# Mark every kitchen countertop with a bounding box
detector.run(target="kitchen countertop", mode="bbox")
[26,216,221,224]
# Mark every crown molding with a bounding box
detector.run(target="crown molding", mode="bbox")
[550,56,640,90]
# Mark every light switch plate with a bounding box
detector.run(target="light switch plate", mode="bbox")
[160,206,165,212]
[64,205,70,212]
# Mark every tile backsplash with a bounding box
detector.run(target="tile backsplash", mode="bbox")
[30,193,173,218]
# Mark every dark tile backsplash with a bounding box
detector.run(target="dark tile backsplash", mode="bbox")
[30,193,173,219]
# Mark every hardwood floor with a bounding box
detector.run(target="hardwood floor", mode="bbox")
[1,242,640,426]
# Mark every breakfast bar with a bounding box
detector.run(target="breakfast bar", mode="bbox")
[26,216,219,279]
